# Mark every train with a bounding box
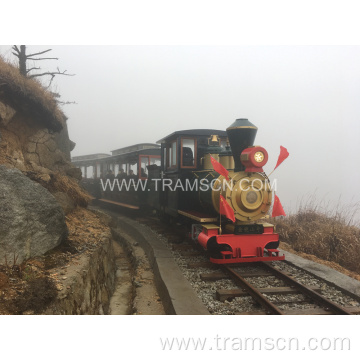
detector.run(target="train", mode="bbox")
[73,118,285,264]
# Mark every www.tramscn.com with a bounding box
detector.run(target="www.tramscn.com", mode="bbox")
[160,336,351,351]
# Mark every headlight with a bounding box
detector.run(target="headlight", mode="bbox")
[254,151,265,163]
[240,146,268,173]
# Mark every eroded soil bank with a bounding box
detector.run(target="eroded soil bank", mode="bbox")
[1,207,165,315]
[1,208,115,314]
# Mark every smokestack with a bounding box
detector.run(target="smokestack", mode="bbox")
[226,118,258,171]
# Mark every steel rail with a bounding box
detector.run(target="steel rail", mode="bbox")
[260,262,351,315]
[222,265,284,315]
[135,216,353,315]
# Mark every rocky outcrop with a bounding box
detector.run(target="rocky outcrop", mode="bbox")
[0,101,16,126]
[0,165,68,265]
[0,101,74,175]
[0,58,89,268]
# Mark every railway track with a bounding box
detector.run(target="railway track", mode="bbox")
[219,263,357,315]
[133,215,360,315]
[92,206,360,315]
[188,260,360,315]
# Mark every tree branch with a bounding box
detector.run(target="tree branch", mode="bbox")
[57,100,78,105]
[26,49,52,57]
[26,57,59,61]
[12,45,20,54]
[45,74,56,89]
[26,67,41,73]
[29,70,75,78]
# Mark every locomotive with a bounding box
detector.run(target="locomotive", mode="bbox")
[74,118,285,264]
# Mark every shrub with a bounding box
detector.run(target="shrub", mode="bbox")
[273,197,360,274]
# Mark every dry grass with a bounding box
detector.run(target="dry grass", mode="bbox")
[273,196,360,275]
[49,173,92,207]
[0,55,65,131]
[25,171,92,208]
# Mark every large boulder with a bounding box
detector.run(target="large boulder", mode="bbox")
[0,165,67,265]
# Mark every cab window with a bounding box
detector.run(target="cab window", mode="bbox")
[181,138,196,168]
[171,141,177,167]
[167,140,177,168]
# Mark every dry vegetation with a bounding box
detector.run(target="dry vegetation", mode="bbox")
[49,173,92,207]
[25,171,92,207]
[273,197,360,277]
[0,208,111,314]
[0,55,100,314]
[0,55,65,131]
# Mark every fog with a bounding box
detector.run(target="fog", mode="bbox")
[1,45,360,221]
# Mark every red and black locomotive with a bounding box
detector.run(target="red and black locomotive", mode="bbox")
[74,118,286,264]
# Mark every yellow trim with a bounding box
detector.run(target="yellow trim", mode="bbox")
[261,222,275,228]
[226,126,258,130]
[202,224,220,230]
[211,171,273,222]
[178,210,218,223]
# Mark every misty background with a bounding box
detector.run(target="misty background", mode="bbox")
[1,45,359,222]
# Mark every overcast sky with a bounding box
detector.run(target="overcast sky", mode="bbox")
[1,45,359,222]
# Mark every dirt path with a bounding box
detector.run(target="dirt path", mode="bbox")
[109,237,165,315]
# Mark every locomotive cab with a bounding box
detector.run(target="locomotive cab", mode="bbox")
[157,119,284,264]
[156,129,230,218]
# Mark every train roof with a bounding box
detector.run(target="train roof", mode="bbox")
[157,129,228,144]
[109,147,161,161]
[71,144,161,166]
[111,143,160,156]
[72,153,111,162]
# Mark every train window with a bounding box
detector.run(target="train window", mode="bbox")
[130,163,138,175]
[150,157,161,166]
[220,138,228,148]
[163,147,167,169]
[167,141,177,168]
[88,166,93,178]
[171,141,177,167]
[140,156,149,178]
[181,138,196,168]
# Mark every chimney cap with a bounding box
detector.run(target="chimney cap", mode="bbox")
[226,118,257,131]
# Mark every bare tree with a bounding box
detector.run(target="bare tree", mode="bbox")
[12,45,76,103]
[12,45,75,85]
